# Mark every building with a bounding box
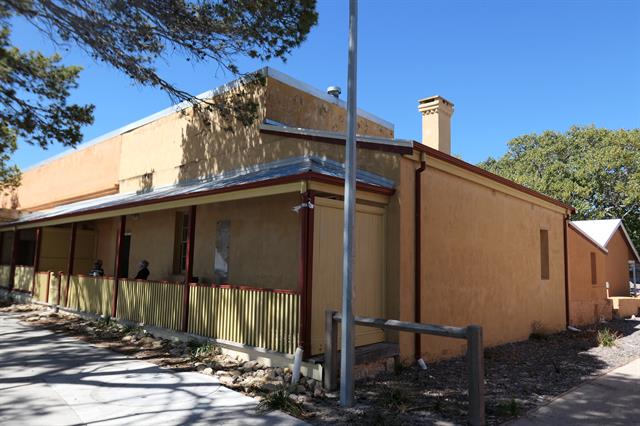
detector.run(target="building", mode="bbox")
[0,68,573,363]
[567,219,640,325]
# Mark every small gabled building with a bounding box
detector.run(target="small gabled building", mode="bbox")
[567,219,640,325]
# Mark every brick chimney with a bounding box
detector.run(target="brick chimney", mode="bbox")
[418,96,454,154]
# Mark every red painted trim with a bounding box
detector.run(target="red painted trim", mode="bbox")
[64,223,77,306]
[112,215,126,317]
[8,230,19,292]
[187,282,300,294]
[563,215,571,327]
[413,142,575,212]
[31,227,42,294]
[55,271,62,306]
[414,160,426,359]
[260,128,414,155]
[298,191,315,358]
[9,173,393,229]
[0,233,4,267]
[182,205,196,332]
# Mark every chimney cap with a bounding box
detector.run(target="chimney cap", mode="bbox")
[418,95,454,107]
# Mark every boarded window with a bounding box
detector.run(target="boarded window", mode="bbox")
[590,252,597,285]
[540,229,550,280]
[214,220,230,284]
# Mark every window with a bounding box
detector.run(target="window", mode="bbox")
[590,252,597,285]
[173,212,190,274]
[540,229,549,280]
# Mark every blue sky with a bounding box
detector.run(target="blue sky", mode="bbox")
[10,0,640,169]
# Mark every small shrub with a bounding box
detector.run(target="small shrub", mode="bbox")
[256,386,304,417]
[393,359,410,375]
[496,399,520,417]
[597,328,620,347]
[191,342,219,359]
[380,386,412,412]
[529,321,547,340]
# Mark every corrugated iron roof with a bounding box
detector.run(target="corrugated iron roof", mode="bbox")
[571,219,639,261]
[7,156,394,227]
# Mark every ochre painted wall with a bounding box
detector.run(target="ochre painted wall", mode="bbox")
[39,227,96,274]
[567,227,611,326]
[93,217,119,277]
[606,230,635,297]
[193,193,300,289]
[411,165,567,361]
[6,136,121,211]
[125,209,176,281]
[124,194,300,287]
[265,77,393,138]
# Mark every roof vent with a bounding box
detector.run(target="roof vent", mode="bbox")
[326,86,341,99]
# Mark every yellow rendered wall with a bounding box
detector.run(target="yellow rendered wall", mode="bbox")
[5,136,121,211]
[39,227,97,274]
[412,166,567,361]
[567,227,611,326]
[606,230,635,297]
[610,297,640,318]
[125,194,299,286]
[125,209,175,281]
[117,84,267,194]
[265,77,393,138]
[93,217,119,277]
[193,193,299,289]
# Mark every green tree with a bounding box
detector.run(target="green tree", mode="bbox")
[480,126,640,247]
[0,0,318,188]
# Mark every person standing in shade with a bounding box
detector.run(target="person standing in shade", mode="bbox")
[134,260,150,280]
[90,259,104,277]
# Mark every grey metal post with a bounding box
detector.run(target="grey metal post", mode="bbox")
[324,310,339,391]
[340,0,358,408]
[467,325,485,426]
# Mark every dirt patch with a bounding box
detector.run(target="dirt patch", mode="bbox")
[7,303,640,425]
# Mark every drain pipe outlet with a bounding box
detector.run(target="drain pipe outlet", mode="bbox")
[292,346,303,384]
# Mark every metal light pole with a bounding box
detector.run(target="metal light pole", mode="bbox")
[340,0,358,407]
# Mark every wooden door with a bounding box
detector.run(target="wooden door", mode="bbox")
[310,197,386,355]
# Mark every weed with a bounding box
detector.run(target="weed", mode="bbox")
[380,386,413,412]
[597,328,620,347]
[496,399,520,417]
[256,386,304,417]
[393,359,411,375]
[191,342,219,359]
[529,321,547,340]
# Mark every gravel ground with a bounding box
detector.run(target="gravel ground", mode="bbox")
[304,319,640,425]
[4,302,640,425]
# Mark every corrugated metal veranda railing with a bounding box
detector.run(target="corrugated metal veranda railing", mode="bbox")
[188,285,300,354]
[116,279,183,331]
[66,275,115,317]
[33,271,51,303]
[13,265,34,292]
[0,265,11,288]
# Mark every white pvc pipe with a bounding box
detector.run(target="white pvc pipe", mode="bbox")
[292,346,303,384]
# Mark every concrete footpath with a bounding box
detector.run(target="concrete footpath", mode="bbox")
[512,357,640,425]
[0,312,305,425]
